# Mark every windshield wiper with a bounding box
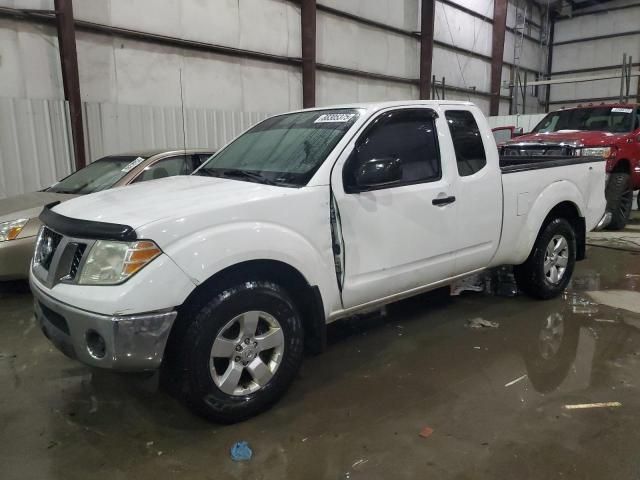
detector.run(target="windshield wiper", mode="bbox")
[218,169,279,186]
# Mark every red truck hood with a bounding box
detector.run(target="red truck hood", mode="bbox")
[510,130,625,147]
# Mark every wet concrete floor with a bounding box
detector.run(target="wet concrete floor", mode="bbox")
[2,215,640,479]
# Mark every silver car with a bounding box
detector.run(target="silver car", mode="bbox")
[0,149,214,280]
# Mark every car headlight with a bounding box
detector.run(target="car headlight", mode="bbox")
[78,240,162,285]
[0,218,29,242]
[581,147,612,158]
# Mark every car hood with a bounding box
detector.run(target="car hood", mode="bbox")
[510,131,626,147]
[0,191,76,223]
[51,175,298,230]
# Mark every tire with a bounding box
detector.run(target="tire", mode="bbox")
[173,281,304,423]
[605,172,632,230]
[514,218,576,300]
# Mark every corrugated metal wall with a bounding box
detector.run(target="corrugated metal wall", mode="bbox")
[0,97,74,199]
[487,113,546,132]
[82,102,270,162]
[0,96,271,198]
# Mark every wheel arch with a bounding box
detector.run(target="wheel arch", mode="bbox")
[610,158,631,174]
[542,201,586,261]
[167,259,327,360]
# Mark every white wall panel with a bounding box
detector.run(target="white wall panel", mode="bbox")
[82,101,270,163]
[317,11,418,78]
[320,0,419,31]
[316,71,417,106]
[434,1,493,58]
[0,97,73,199]
[554,7,640,44]
[552,36,640,72]
[432,44,491,92]
[551,71,639,103]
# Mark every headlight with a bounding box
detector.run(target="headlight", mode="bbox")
[581,147,612,158]
[78,240,161,285]
[0,218,29,242]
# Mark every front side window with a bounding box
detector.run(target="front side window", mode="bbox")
[343,109,441,191]
[196,109,360,187]
[532,107,635,134]
[445,110,487,177]
[47,155,147,194]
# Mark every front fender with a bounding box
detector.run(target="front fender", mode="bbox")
[163,221,341,315]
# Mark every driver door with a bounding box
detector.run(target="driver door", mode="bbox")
[331,107,459,309]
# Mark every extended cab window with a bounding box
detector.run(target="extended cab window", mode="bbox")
[343,109,441,191]
[445,110,487,177]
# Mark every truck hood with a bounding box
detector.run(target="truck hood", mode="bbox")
[511,130,625,147]
[51,175,297,230]
[0,191,76,223]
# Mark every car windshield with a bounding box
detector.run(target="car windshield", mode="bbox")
[47,156,147,194]
[195,109,361,187]
[532,107,635,134]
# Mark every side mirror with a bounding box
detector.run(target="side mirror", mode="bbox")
[354,157,402,189]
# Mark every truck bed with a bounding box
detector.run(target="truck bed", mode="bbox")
[499,155,603,174]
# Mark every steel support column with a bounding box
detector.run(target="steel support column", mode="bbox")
[419,0,435,99]
[545,16,556,112]
[301,0,316,108]
[54,0,85,170]
[489,0,508,116]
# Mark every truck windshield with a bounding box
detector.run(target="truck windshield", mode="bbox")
[196,109,360,186]
[47,156,146,194]
[532,107,635,134]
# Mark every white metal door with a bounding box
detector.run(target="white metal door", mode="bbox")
[331,108,459,309]
[441,107,502,275]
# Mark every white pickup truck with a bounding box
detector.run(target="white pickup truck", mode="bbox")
[31,101,609,422]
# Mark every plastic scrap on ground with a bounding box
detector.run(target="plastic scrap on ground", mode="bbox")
[419,426,434,438]
[504,374,527,387]
[564,402,621,410]
[230,441,253,461]
[466,318,499,329]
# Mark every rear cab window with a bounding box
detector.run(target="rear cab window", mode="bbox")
[445,110,487,177]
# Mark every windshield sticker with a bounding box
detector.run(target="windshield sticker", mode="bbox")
[314,113,356,123]
[121,157,146,173]
[611,108,633,114]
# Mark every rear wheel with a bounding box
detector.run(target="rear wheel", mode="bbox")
[514,218,576,299]
[605,172,632,230]
[174,281,304,423]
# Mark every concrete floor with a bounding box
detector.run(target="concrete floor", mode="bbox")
[2,213,640,480]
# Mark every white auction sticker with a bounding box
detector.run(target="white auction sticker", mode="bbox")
[611,107,633,113]
[314,113,356,123]
[121,156,146,173]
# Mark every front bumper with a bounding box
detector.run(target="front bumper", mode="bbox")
[31,278,177,371]
[0,236,36,281]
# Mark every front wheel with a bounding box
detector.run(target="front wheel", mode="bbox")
[514,218,576,299]
[605,172,632,230]
[176,281,304,423]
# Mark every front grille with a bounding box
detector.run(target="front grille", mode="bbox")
[68,244,87,280]
[35,227,63,271]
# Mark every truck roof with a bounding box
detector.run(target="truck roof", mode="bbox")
[557,102,639,111]
[285,100,475,115]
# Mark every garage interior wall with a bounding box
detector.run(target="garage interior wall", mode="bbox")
[550,0,640,108]
[0,0,551,197]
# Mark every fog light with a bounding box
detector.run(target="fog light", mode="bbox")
[86,330,106,359]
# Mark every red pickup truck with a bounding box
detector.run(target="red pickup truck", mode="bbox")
[502,104,640,230]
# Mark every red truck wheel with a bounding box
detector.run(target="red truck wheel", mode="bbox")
[605,172,633,230]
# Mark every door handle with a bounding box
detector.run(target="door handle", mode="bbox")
[432,195,456,206]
